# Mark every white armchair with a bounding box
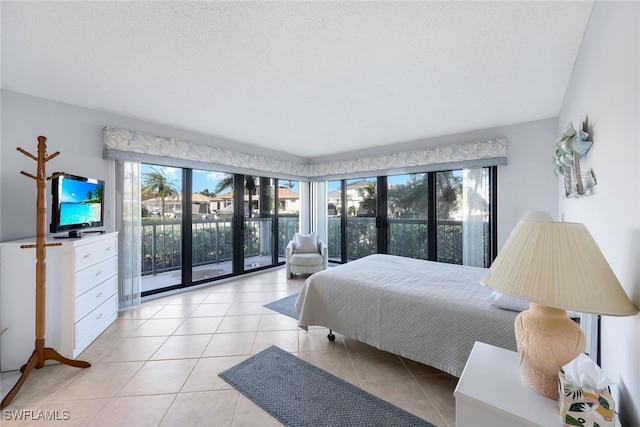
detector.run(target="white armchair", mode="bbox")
[286,232,328,279]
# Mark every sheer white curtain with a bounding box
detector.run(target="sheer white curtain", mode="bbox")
[462,168,487,267]
[310,181,327,242]
[116,160,141,310]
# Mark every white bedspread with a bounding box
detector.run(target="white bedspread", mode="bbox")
[295,254,518,377]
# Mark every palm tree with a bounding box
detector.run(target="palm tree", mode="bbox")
[384,172,463,219]
[437,171,462,219]
[283,180,295,190]
[213,176,233,196]
[388,174,428,218]
[142,167,178,218]
[358,182,377,217]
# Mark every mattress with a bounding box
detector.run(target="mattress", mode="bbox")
[295,254,518,377]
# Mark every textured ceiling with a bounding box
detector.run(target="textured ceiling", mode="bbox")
[1,1,593,159]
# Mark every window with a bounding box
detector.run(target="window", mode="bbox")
[328,167,496,267]
[387,173,428,259]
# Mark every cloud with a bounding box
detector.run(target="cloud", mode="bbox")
[163,167,178,178]
[206,171,230,181]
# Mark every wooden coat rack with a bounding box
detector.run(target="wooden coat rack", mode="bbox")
[1,136,91,410]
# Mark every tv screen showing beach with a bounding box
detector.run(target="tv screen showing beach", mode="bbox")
[59,178,103,227]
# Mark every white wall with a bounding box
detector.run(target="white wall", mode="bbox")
[494,119,559,248]
[558,2,639,425]
[1,91,117,241]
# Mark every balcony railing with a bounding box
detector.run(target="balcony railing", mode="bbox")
[142,217,299,276]
[326,218,487,265]
[142,217,485,277]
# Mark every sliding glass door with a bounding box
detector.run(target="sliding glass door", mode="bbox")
[191,169,234,282]
[140,165,184,293]
[436,170,463,264]
[243,176,275,272]
[141,165,298,296]
[346,177,377,261]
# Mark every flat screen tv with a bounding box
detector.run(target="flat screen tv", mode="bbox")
[50,173,104,236]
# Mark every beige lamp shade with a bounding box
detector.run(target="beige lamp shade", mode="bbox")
[482,216,637,316]
[518,210,554,222]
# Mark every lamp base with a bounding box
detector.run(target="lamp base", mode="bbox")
[515,303,586,400]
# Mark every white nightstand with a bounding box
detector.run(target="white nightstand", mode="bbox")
[454,341,562,426]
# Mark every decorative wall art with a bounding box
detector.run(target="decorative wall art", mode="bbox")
[554,120,597,198]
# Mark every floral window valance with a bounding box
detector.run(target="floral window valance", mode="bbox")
[103,126,507,181]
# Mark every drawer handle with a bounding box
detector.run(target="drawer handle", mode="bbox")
[83,253,92,259]
[95,292,103,299]
[95,270,102,277]
[105,247,112,251]
[96,313,103,320]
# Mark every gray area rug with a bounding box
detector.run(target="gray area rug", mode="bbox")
[263,293,299,320]
[219,345,436,427]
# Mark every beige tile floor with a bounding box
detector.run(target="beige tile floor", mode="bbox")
[1,267,457,426]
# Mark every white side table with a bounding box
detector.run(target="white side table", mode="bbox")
[454,341,562,426]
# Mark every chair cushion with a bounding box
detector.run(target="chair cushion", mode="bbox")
[289,252,324,266]
[294,232,318,253]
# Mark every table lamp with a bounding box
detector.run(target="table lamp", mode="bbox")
[481,211,638,399]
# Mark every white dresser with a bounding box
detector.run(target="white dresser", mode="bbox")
[0,232,118,371]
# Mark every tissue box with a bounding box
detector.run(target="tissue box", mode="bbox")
[558,372,615,427]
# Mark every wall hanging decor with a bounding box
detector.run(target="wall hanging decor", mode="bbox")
[554,119,597,198]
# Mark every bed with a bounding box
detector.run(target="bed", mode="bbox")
[294,254,518,377]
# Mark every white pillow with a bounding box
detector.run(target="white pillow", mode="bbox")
[487,291,530,311]
[294,232,318,253]
[487,291,579,318]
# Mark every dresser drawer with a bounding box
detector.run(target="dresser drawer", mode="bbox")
[75,237,117,271]
[75,293,118,345]
[74,275,117,321]
[75,256,117,296]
